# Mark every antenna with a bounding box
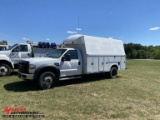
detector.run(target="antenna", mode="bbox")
[78,16,79,34]
[76,7,82,34]
[76,15,82,34]
[67,8,82,35]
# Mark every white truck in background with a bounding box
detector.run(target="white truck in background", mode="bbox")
[0,43,55,76]
[0,45,9,51]
[18,34,126,90]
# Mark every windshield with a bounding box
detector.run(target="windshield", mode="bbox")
[9,44,18,50]
[46,49,66,58]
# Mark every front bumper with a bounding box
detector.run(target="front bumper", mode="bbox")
[18,72,34,80]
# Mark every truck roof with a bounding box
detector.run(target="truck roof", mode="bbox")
[63,34,125,56]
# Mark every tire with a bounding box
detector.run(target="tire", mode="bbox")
[0,64,11,76]
[109,66,118,79]
[38,72,56,90]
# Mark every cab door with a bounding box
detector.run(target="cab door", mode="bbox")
[18,45,30,58]
[10,44,30,64]
[60,50,82,77]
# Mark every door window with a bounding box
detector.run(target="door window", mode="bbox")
[12,46,19,52]
[12,45,28,52]
[19,45,28,52]
[65,50,78,59]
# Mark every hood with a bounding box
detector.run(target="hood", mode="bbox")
[0,50,10,56]
[22,57,60,64]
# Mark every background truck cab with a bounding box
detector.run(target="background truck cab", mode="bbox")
[0,43,34,76]
[0,43,55,76]
[0,45,9,51]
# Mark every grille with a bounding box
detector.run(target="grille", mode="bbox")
[19,61,29,73]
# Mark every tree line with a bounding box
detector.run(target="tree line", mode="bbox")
[0,40,7,45]
[124,43,160,59]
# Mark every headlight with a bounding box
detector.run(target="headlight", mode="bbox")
[29,64,36,69]
[29,64,36,73]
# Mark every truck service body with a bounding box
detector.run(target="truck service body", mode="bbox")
[18,34,126,89]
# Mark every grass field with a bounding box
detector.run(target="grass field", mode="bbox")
[0,59,160,120]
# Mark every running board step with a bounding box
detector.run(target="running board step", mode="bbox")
[59,76,82,81]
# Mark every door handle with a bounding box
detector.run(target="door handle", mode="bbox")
[78,62,81,65]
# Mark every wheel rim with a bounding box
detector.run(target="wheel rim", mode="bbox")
[0,66,8,75]
[41,76,53,89]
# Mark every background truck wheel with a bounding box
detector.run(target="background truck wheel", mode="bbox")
[0,64,11,76]
[109,66,118,78]
[38,72,56,90]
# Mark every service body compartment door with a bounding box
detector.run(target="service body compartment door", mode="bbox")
[87,56,98,73]
[104,57,110,71]
[87,57,93,73]
[98,57,104,72]
[92,57,98,73]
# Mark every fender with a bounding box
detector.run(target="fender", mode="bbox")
[0,54,14,69]
[110,63,119,70]
[33,64,60,80]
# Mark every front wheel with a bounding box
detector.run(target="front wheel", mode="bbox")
[0,64,11,76]
[109,67,118,79]
[38,72,56,90]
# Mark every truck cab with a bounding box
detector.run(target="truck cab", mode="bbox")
[18,48,83,78]
[0,45,9,51]
[0,43,33,76]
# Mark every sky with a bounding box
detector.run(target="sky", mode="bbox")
[0,0,160,46]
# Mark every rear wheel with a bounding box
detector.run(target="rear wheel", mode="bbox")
[109,66,118,78]
[0,64,11,76]
[38,72,56,90]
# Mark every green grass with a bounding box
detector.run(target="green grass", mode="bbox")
[0,59,160,120]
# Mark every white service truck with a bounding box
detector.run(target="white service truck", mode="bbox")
[18,34,126,89]
[0,45,9,51]
[0,43,55,76]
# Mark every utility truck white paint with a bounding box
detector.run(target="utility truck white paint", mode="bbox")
[63,35,126,74]
[0,45,9,51]
[18,35,126,90]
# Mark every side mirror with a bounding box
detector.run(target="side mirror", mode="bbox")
[62,54,71,61]
[61,57,65,61]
